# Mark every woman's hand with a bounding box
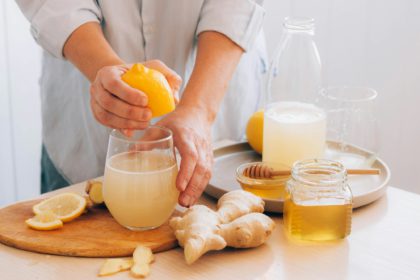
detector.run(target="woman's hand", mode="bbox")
[90,60,181,131]
[157,106,214,207]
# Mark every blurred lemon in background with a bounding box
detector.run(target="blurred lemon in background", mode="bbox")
[122,64,175,118]
[246,110,264,154]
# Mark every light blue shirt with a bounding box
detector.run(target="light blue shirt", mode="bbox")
[16,0,267,184]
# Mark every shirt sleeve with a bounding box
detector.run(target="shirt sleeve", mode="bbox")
[15,0,102,58]
[196,0,265,52]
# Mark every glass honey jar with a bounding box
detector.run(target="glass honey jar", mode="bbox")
[284,159,352,241]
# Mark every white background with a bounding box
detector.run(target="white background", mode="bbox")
[0,0,419,206]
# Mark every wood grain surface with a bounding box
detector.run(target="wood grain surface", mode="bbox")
[0,197,179,257]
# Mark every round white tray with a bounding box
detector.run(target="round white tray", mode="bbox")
[206,142,390,213]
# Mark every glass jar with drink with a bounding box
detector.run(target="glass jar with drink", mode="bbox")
[103,126,179,231]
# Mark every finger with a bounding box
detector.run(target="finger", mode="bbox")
[179,141,212,207]
[174,134,198,195]
[91,98,149,130]
[99,66,148,106]
[93,83,152,122]
[144,60,182,95]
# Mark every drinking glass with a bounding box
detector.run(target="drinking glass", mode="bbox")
[320,87,379,168]
[103,126,179,231]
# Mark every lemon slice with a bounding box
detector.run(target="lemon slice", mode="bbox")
[32,193,87,222]
[25,211,63,230]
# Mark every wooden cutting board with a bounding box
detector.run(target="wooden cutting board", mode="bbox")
[0,198,179,257]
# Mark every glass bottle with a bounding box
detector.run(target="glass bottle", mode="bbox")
[262,17,325,167]
[284,159,353,241]
[266,17,322,104]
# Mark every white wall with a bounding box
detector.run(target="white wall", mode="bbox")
[0,0,419,207]
[0,0,42,206]
[263,0,420,194]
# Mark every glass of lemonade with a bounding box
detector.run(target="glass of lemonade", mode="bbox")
[103,126,179,231]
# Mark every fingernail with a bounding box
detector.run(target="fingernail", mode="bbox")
[180,194,192,206]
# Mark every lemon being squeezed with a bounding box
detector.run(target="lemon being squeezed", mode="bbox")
[122,64,175,118]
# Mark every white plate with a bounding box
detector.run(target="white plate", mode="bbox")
[206,142,390,213]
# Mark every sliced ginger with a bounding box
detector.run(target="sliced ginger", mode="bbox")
[169,190,275,264]
[131,263,150,278]
[98,246,154,278]
[98,258,133,277]
[131,246,154,278]
[85,180,104,205]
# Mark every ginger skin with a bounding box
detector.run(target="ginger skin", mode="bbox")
[170,190,274,264]
[85,180,104,206]
[170,205,226,265]
[218,213,275,248]
[217,190,265,223]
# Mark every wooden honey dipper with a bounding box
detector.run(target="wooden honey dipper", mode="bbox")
[243,163,380,179]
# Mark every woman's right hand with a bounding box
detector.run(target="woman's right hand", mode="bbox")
[90,60,181,131]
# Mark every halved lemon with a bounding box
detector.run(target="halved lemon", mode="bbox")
[122,63,175,118]
[25,211,63,231]
[32,193,87,223]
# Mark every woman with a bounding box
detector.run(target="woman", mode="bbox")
[16,0,267,207]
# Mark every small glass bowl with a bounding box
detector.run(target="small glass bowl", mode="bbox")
[236,162,290,200]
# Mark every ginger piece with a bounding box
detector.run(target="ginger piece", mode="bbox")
[133,245,154,264]
[85,180,104,205]
[131,263,150,278]
[170,191,275,264]
[98,258,133,277]
[217,190,265,223]
[169,205,226,265]
[131,246,154,278]
[218,213,275,248]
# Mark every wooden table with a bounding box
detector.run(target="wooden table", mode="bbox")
[1,183,420,280]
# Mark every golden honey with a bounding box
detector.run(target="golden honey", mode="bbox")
[236,162,290,200]
[284,159,353,241]
[284,198,352,241]
[238,180,287,199]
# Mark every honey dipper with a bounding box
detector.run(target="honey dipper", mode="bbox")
[242,163,380,179]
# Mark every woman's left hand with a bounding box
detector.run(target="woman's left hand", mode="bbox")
[157,105,214,207]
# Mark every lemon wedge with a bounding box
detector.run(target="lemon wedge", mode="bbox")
[25,211,63,231]
[32,193,87,223]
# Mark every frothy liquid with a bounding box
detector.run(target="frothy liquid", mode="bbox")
[263,102,326,167]
[103,150,179,229]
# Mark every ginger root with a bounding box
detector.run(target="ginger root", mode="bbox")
[169,205,226,265]
[218,213,275,248]
[217,190,265,223]
[85,180,104,206]
[169,190,274,264]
